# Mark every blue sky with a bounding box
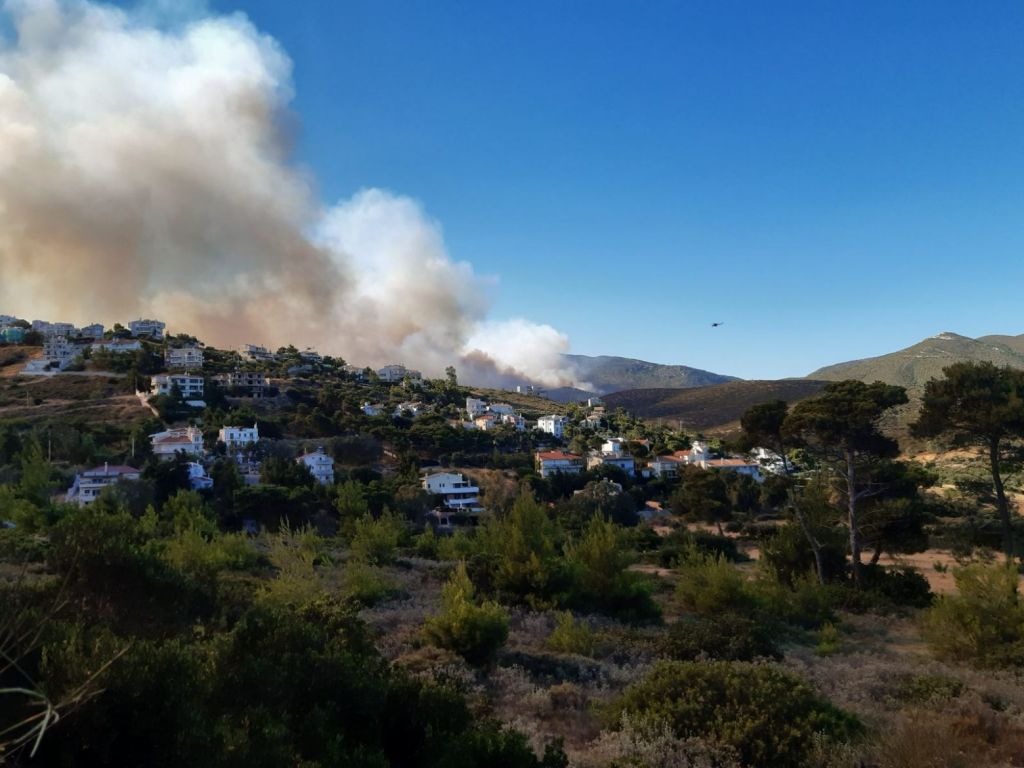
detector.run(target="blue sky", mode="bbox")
[207,0,1024,379]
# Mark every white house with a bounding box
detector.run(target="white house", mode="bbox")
[601,437,627,454]
[297,447,334,485]
[751,447,789,475]
[129,319,166,339]
[393,401,427,418]
[92,339,142,354]
[422,471,484,514]
[535,450,585,478]
[502,413,527,431]
[703,458,764,482]
[473,413,502,431]
[648,455,685,478]
[218,424,259,450]
[33,321,76,338]
[377,364,422,384]
[150,426,204,458]
[465,397,487,418]
[536,415,568,439]
[587,451,636,475]
[79,323,104,339]
[42,336,78,370]
[66,464,141,507]
[488,403,515,416]
[362,402,384,417]
[299,348,322,363]
[150,373,204,399]
[165,346,204,369]
[239,344,277,362]
[187,462,213,491]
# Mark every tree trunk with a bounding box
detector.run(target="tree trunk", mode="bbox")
[870,547,881,565]
[846,448,863,587]
[989,437,1015,559]
[716,520,724,537]
[791,492,826,585]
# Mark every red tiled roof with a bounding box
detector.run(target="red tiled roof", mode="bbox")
[536,451,581,461]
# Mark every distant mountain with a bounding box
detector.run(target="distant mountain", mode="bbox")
[807,332,1024,388]
[604,379,828,435]
[563,354,739,395]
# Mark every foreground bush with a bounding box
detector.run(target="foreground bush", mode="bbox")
[424,561,509,665]
[613,661,862,767]
[661,614,781,662]
[922,562,1024,668]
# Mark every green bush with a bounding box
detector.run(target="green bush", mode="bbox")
[661,614,781,662]
[424,561,509,665]
[675,549,760,615]
[921,563,1024,668]
[546,611,597,656]
[860,563,933,609]
[350,509,406,566]
[613,661,862,767]
[342,560,400,606]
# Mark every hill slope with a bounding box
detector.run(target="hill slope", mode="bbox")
[564,354,739,395]
[808,332,1024,388]
[604,379,828,434]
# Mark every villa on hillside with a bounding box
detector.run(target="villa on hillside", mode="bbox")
[422,471,484,514]
[536,415,567,438]
[535,450,584,478]
[218,424,259,450]
[214,371,270,397]
[151,373,204,399]
[239,344,276,363]
[297,447,334,485]
[92,339,142,354]
[66,464,141,507]
[150,426,204,459]
[166,346,204,369]
[377,364,423,385]
[129,319,166,339]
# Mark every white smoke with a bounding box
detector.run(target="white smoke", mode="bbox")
[0,0,581,387]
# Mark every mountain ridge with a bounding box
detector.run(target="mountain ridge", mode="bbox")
[563,353,739,395]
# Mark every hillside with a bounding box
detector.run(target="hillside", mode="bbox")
[563,353,739,394]
[808,331,1024,387]
[604,379,828,434]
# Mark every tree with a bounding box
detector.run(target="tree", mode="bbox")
[424,561,509,665]
[445,365,458,389]
[740,399,790,473]
[912,362,1024,558]
[669,465,730,535]
[783,380,908,586]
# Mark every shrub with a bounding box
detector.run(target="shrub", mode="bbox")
[565,516,661,624]
[921,563,1024,668]
[675,550,760,616]
[661,614,781,662]
[546,611,596,656]
[342,561,400,606]
[815,621,842,656]
[350,509,406,566]
[860,564,933,609]
[424,561,509,665]
[613,661,862,767]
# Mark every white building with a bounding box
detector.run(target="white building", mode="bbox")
[66,464,141,507]
[150,426,204,459]
[214,371,270,396]
[536,415,568,439]
[503,413,527,431]
[299,348,322,363]
[702,458,764,482]
[488,403,515,416]
[165,346,204,369]
[239,344,277,362]
[587,451,636,475]
[377,364,422,384]
[422,471,483,514]
[648,455,684,478]
[42,336,78,370]
[297,447,334,485]
[150,373,204,399]
[129,319,166,339]
[362,402,384,417]
[601,437,627,454]
[218,424,259,450]
[92,339,142,354]
[79,323,104,339]
[473,413,502,431]
[33,321,77,338]
[465,397,487,418]
[186,462,213,491]
[535,450,585,478]
[393,401,427,418]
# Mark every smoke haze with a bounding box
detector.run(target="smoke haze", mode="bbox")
[0,0,580,387]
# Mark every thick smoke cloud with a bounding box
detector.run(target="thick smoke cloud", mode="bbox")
[0,0,580,387]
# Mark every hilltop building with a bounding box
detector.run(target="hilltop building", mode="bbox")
[297,447,334,485]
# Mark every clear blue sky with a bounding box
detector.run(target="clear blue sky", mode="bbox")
[210,0,1024,379]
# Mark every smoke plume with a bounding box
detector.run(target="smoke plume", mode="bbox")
[0,0,581,387]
